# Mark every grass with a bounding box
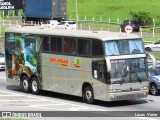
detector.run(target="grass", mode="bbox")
[67,0,160,26]
[143,37,160,42]
[147,51,160,60]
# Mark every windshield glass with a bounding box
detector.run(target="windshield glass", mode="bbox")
[149,68,160,76]
[105,39,144,56]
[110,58,147,84]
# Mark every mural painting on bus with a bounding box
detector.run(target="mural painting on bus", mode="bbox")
[6,33,39,79]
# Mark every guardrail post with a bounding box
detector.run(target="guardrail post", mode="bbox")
[80,24,82,30]
[2,11,4,17]
[153,27,155,37]
[92,16,94,21]
[12,10,15,17]
[108,18,110,27]
[117,18,119,27]
[100,17,102,21]
[153,18,155,27]
[3,19,4,26]
[16,20,18,26]
[9,20,11,26]
[84,16,86,20]
[88,25,91,30]
[140,27,143,37]
[70,15,72,20]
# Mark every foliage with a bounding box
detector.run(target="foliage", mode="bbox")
[129,11,153,26]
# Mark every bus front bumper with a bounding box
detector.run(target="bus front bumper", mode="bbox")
[108,91,148,101]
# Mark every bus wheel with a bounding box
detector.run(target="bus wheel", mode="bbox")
[21,76,31,93]
[84,86,94,104]
[31,77,40,95]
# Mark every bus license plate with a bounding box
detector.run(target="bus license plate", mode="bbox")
[127,94,134,98]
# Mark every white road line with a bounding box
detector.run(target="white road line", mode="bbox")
[135,117,159,120]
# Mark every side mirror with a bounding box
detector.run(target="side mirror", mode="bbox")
[148,54,156,69]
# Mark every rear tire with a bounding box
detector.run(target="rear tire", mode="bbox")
[31,77,40,95]
[150,83,159,95]
[21,76,31,93]
[83,86,94,104]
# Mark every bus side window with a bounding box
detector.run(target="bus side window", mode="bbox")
[77,39,91,56]
[63,37,76,55]
[50,37,56,52]
[63,38,70,53]
[42,36,50,52]
[50,37,62,53]
[92,40,104,56]
[57,37,62,53]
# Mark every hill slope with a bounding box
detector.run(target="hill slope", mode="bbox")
[67,0,160,22]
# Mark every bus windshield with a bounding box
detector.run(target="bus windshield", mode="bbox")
[104,39,144,56]
[110,58,148,84]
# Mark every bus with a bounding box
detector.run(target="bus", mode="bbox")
[5,26,156,104]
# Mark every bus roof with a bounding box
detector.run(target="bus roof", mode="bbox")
[5,26,141,41]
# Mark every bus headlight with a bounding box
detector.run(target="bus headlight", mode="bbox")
[142,86,149,90]
[109,89,122,93]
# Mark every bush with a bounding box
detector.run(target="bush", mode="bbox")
[129,11,153,26]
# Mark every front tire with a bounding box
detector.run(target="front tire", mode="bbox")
[31,77,40,95]
[150,83,159,95]
[83,86,94,104]
[21,76,31,93]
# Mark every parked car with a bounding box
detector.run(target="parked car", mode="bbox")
[56,21,76,30]
[0,52,5,70]
[120,20,140,32]
[148,64,160,95]
[41,20,59,28]
[144,40,160,51]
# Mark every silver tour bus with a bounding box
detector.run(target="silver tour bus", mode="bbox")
[5,26,156,104]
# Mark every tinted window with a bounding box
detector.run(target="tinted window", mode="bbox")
[92,40,104,56]
[43,37,50,52]
[59,22,65,25]
[68,21,75,24]
[78,39,91,56]
[57,38,62,52]
[63,38,76,55]
[50,37,62,53]
[50,37,56,52]
[130,20,138,25]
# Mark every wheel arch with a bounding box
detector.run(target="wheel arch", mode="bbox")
[20,73,29,84]
[82,82,93,96]
[30,74,41,89]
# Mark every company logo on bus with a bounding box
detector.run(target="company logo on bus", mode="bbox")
[129,87,133,91]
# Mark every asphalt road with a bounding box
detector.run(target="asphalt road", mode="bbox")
[0,71,160,120]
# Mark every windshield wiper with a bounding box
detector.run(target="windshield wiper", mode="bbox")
[120,65,129,84]
[130,67,142,83]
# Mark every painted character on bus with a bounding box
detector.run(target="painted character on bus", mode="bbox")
[11,38,32,76]
[24,42,37,72]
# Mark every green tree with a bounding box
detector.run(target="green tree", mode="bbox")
[129,11,153,26]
